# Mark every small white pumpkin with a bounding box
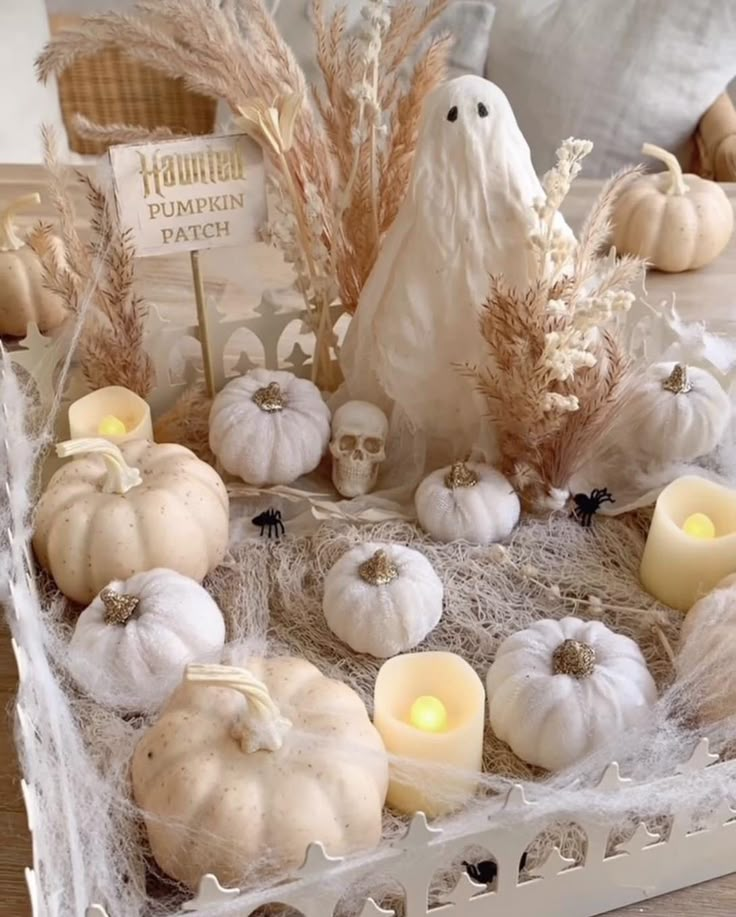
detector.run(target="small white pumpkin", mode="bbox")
[132,658,388,888]
[613,362,730,464]
[33,438,229,604]
[209,369,331,486]
[612,143,734,272]
[415,461,520,545]
[677,573,736,724]
[487,617,657,771]
[323,543,443,658]
[68,569,226,714]
[0,193,67,337]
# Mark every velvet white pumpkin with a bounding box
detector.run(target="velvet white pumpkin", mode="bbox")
[615,362,730,464]
[323,543,443,657]
[209,369,331,486]
[132,657,388,888]
[487,617,657,771]
[612,143,734,272]
[415,461,520,545]
[33,438,229,604]
[68,569,226,713]
[677,573,736,724]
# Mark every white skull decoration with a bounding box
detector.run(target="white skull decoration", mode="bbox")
[330,401,388,498]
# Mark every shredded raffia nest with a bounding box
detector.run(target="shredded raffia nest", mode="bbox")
[153,384,214,463]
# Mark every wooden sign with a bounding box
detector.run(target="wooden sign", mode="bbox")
[109,133,266,258]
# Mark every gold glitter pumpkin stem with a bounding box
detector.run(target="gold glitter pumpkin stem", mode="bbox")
[663,364,693,395]
[101,589,140,625]
[359,549,399,586]
[552,639,596,679]
[252,381,286,412]
[445,461,479,489]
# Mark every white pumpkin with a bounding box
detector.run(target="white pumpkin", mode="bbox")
[0,193,67,337]
[415,461,520,545]
[612,143,734,272]
[209,369,331,486]
[33,438,229,604]
[132,658,388,889]
[613,362,730,464]
[677,573,736,724]
[487,617,657,771]
[68,569,226,714]
[323,543,443,658]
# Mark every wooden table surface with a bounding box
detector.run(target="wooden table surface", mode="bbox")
[1,165,736,916]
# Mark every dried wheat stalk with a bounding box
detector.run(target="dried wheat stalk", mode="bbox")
[476,140,645,513]
[29,129,155,397]
[37,0,450,391]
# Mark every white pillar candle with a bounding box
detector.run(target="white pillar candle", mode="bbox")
[68,386,154,443]
[373,651,485,816]
[640,475,736,612]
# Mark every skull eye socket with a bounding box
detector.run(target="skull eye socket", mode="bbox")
[339,434,357,451]
[364,437,383,455]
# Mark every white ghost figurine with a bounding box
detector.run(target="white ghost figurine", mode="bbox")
[340,75,572,477]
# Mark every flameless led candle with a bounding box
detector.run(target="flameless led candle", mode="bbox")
[640,476,736,612]
[68,386,153,444]
[373,652,485,816]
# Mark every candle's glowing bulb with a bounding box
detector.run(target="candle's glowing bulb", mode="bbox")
[682,513,716,540]
[98,414,127,437]
[409,695,448,733]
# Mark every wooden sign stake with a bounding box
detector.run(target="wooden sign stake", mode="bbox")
[189,250,216,398]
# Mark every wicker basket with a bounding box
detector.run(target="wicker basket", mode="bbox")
[51,15,218,155]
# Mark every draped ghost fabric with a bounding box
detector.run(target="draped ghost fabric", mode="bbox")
[340,76,569,486]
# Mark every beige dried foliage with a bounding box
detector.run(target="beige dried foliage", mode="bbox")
[31,129,155,397]
[72,114,184,146]
[37,0,450,389]
[154,384,214,464]
[477,151,645,513]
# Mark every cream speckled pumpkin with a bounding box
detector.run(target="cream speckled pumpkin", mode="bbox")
[209,369,331,486]
[68,569,226,713]
[612,144,734,272]
[0,193,67,337]
[323,543,443,657]
[33,438,229,604]
[132,658,388,889]
[487,617,657,771]
[415,461,520,545]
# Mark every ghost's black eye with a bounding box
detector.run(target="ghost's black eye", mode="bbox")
[447,106,458,123]
[478,102,489,118]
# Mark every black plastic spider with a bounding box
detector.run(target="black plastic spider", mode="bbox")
[252,508,285,539]
[463,853,528,886]
[571,488,615,527]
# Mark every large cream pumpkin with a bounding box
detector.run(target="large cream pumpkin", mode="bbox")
[677,574,736,724]
[132,658,389,888]
[33,438,229,604]
[0,193,67,336]
[612,143,734,272]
